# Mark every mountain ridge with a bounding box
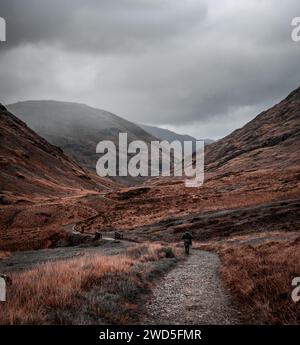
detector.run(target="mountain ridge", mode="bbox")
[204,86,300,173]
[140,123,214,151]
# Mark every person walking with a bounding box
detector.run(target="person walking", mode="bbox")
[182,231,193,255]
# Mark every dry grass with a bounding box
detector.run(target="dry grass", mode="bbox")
[192,241,221,252]
[0,251,10,260]
[218,236,300,324]
[0,243,180,325]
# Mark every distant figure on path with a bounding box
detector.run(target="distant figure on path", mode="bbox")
[182,231,193,255]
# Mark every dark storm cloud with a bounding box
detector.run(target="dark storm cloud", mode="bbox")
[0,0,299,138]
[1,0,207,52]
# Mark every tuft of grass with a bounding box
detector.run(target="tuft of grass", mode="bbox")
[0,243,180,325]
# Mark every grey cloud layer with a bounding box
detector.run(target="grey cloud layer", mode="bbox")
[0,0,299,138]
[1,0,207,52]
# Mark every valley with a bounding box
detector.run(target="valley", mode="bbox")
[0,86,300,324]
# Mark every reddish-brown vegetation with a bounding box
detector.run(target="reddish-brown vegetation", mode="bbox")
[0,243,180,324]
[0,251,10,260]
[0,104,120,250]
[193,231,300,324]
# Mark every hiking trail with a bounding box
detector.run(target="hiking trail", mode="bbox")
[143,250,240,324]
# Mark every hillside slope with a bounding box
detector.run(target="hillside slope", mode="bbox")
[140,123,214,153]
[0,104,118,250]
[140,124,197,143]
[0,104,113,203]
[205,86,300,173]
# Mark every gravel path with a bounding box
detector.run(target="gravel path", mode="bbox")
[143,250,240,324]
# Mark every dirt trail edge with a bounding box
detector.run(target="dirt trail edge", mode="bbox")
[143,250,240,325]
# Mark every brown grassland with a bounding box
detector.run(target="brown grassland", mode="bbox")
[0,243,180,325]
[194,232,300,324]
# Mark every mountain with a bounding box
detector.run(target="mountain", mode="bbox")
[140,124,214,151]
[205,86,300,173]
[0,104,113,204]
[7,101,158,184]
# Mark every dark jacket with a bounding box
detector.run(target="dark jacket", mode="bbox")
[182,232,193,245]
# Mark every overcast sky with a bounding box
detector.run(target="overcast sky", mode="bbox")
[0,0,299,139]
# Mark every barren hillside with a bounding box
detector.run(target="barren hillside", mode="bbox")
[0,104,113,202]
[0,104,116,250]
[205,86,300,173]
